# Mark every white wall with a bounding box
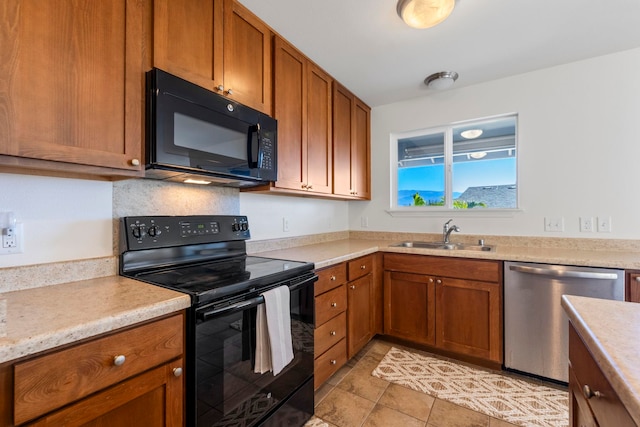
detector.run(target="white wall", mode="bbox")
[352,47,640,239]
[240,193,348,240]
[0,173,113,268]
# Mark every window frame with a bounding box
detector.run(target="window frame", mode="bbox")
[389,113,520,215]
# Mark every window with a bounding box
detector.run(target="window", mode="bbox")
[391,114,517,210]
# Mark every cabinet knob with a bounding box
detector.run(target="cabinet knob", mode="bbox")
[330,330,336,336]
[429,278,434,283]
[350,285,356,289]
[331,302,337,307]
[360,265,366,270]
[113,355,126,366]
[130,158,140,166]
[436,279,442,284]
[330,275,336,281]
[226,88,233,95]
[173,367,183,377]
[216,85,224,91]
[307,183,313,189]
[301,184,308,189]
[583,385,602,400]
[635,276,640,282]
[330,359,337,365]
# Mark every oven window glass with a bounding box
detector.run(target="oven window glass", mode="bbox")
[195,285,314,427]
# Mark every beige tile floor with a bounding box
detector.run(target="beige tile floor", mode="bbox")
[310,339,520,427]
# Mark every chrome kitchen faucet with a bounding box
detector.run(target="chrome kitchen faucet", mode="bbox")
[443,219,461,243]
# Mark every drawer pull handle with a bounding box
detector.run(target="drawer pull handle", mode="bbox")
[331,302,337,307]
[330,275,336,281]
[583,385,602,399]
[173,367,183,377]
[330,359,337,365]
[113,355,126,366]
[330,330,337,336]
[360,265,366,270]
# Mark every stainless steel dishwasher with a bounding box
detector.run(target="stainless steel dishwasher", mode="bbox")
[504,261,624,383]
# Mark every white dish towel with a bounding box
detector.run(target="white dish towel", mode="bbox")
[254,285,294,375]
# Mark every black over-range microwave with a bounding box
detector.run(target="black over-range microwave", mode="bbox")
[145,68,277,187]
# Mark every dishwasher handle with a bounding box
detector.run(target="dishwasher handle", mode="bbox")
[508,264,619,280]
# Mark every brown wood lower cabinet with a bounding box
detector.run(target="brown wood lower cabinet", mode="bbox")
[569,323,635,427]
[383,253,503,365]
[625,270,640,302]
[384,271,436,345]
[1,313,185,427]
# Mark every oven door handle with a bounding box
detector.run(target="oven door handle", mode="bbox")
[197,274,318,321]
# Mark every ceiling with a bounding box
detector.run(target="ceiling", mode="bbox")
[237,0,640,107]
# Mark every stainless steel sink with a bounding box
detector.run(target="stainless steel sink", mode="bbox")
[390,241,494,251]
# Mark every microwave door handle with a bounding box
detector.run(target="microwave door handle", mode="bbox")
[247,124,260,168]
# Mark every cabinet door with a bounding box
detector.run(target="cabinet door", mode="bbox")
[347,274,373,358]
[626,271,640,302]
[332,82,354,197]
[273,36,306,191]
[223,0,272,114]
[305,63,332,194]
[153,0,224,91]
[384,271,436,345]
[0,0,145,174]
[353,98,371,199]
[26,359,184,427]
[436,277,502,363]
[332,82,371,199]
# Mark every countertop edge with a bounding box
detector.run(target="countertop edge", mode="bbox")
[561,295,640,425]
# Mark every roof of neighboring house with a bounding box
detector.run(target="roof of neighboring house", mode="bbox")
[457,184,517,208]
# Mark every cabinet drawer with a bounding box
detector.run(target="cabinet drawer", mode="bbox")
[14,314,184,425]
[314,338,347,389]
[315,312,347,357]
[384,253,501,282]
[315,264,347,296]
[315,284,347,326]
[569,325,634,427]
[348,254,374,281]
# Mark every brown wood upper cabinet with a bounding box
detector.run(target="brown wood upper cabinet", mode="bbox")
[383,254,503,365]
[154,0,272,114]
[271,36,333,194]
[0,0,147,178]
[333,82,371,200]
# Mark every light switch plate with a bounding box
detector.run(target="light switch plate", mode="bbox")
[544,217,564,232]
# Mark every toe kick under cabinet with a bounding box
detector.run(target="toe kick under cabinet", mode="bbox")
[0,312,185,427]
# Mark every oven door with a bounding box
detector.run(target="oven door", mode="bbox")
[192,276,315,427]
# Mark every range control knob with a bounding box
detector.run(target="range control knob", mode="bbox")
[131,226,146,239]
[147,225,160,237]
[232,223,240,232]
[241,223,248,231]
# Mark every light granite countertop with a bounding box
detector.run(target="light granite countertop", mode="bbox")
[562,295,640,425]
[0,276,190,365]
[251,238,640,270]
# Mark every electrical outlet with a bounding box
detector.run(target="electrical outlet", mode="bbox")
[282,217,290,232]
[0,222,23,255]
[597,216,612,233]
[544,217,564,232]
[579,217,594,232]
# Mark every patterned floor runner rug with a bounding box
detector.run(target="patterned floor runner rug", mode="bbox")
[371,347,568,427]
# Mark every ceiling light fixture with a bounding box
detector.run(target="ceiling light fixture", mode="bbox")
[461,129,483,139]
[397,0,455,29]
[470,152,488,159]
[424,71,458,90]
